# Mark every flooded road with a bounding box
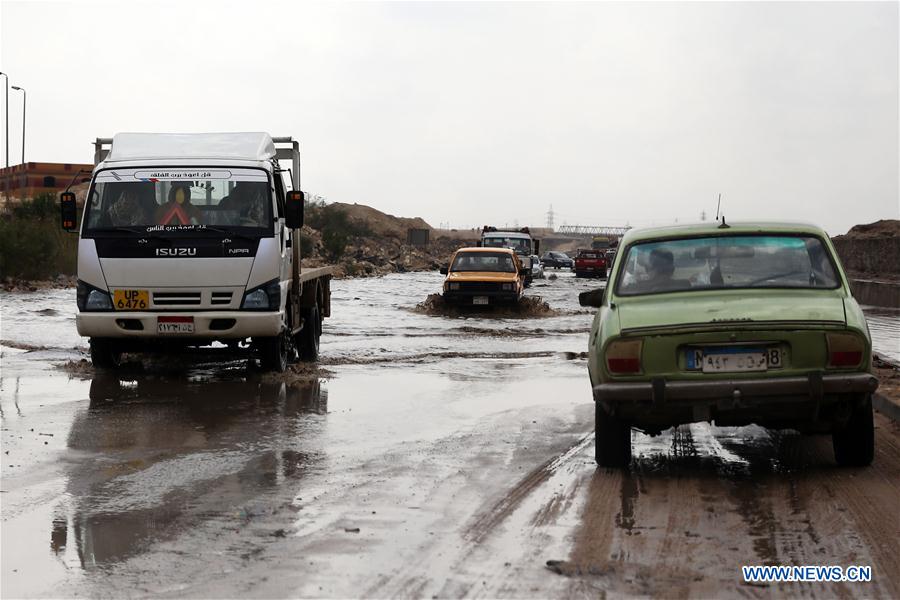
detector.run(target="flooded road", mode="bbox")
[2,272,899,598]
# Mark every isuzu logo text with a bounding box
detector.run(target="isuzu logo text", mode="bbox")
[155,248,197,256]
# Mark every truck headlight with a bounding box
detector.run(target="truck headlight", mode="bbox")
[448,282,460,290]
[242,279,281,311]
[501,283,513,291]
[77,280,113,311]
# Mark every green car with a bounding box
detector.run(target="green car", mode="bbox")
[580,222,878,468]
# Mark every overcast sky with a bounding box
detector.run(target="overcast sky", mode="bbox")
[1,0,897,235]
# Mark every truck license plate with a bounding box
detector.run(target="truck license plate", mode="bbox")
[157,316,194,334]
[113,289,149,310]
[473,296,489,305]
[688,347,778,373]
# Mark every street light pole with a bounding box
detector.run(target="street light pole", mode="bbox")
[11,86,24,164]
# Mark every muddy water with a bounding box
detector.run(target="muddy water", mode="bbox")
[2,273,899,598]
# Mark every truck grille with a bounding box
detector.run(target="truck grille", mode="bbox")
[211,292,233,306]
[153,292,201,306]
[457,282,502,293]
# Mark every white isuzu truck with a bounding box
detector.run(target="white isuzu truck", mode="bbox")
[60,132,333,372]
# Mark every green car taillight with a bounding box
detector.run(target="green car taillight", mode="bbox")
[606,339,643,374]
[826,332,865,369]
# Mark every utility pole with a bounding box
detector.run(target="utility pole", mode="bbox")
[11,86,24,164]
[0,72,7,168]
[546,204,554,230]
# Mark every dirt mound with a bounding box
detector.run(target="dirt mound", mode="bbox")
[840,220,900,239]
[832,220,900,277]
[412,294,557,318]
[330,202,432,239]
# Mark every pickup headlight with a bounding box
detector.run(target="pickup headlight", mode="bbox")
[501,283,513,291]
[242,279,281,311]
[77,280,113,311]
[448,282,460,290]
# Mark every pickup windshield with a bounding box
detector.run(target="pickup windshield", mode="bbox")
[616,235,840,296]
[83,167,273,235]
[451,252,517,273]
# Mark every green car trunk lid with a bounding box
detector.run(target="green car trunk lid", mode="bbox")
[616,289,846,334]
[612,290,848,378]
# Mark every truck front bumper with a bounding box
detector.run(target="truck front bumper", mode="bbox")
[443,291,521,305]
[76,310,283,339]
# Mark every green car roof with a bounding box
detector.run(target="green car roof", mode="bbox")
[620,221,831,245]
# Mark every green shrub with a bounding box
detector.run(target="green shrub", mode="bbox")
[299,233,315,257]
[0,193,78,280]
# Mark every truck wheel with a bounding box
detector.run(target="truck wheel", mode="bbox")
[90,338,122,370]
[595,402,632,468]
[297,304,321,362]
[832,394,874,467]
[259,332,290,372]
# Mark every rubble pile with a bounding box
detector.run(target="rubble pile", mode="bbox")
[832,220,900,278]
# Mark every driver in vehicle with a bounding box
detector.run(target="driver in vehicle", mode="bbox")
[156,183,200,226]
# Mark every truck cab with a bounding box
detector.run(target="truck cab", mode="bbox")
[479,226,540,286]
[61,132,332,372]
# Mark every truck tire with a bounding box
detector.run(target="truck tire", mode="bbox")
[90,338,122,370]
[297,304,321,362]
[832,394,874,467]
[595,402,631,468]
[259,332,290,372]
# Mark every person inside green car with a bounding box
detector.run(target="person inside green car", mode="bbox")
[630,248,692,293]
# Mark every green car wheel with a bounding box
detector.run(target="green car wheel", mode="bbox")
[595,403,632,468]
[832,394,875,467]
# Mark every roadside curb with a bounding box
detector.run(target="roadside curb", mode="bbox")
[873,393,900,424]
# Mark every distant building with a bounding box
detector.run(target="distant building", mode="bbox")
[0,162,94,205]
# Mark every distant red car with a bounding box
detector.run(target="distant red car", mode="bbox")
[575,249,607,278]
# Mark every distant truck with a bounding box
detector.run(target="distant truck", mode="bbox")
[479,226,540,285]
[591,235,611,251]
[574,249,608,278]
[59,132,333,372]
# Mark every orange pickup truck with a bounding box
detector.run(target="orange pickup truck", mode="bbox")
[440,247,526,305]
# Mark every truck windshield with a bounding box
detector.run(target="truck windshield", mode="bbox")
[483,236,531,254]
[451,252,517,273]
[83,167,273,234]
[616,235,840,296]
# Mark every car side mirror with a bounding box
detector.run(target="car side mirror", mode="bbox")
[439,267,448,275]
[60,192,77,231]
[579,288,605,308]
[285,190,305,229]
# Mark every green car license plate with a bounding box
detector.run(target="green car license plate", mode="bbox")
[688,346,781,373]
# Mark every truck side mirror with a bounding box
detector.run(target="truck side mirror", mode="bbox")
[60,192,77,231]
[579,288,605,308]
[534,240,540,255]
[439,267,448,275]
[285,190,305,229]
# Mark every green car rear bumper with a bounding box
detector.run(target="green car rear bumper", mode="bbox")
[594,372,877,406]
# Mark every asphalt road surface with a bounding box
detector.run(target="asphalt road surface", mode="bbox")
[2,272,898,598]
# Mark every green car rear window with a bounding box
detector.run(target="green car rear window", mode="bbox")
[615,235,841,296]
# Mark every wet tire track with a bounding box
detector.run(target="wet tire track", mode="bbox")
[556,418,900,598]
